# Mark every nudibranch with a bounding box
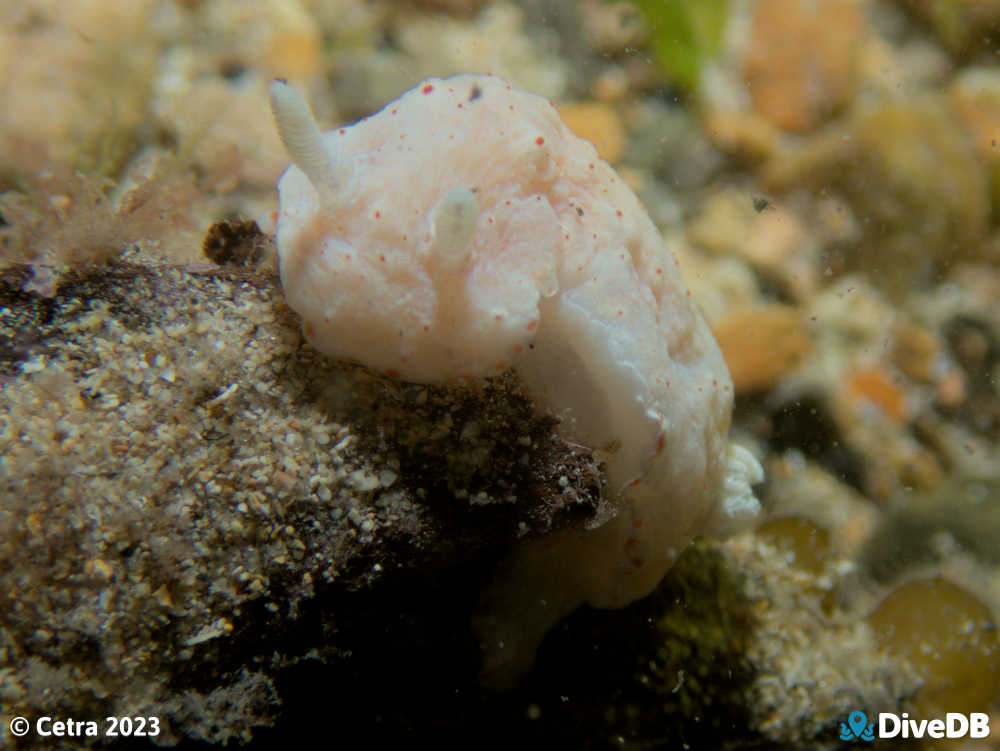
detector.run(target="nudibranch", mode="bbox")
[269,74,763,683]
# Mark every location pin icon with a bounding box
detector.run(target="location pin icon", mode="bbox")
[848,711,867,738]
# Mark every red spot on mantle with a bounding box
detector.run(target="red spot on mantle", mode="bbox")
[422,85,434,94]
[535,136,545,146]
[526,320,538,332]
[386,369,401,378]
[374,210,381,219]
[624,538,645,569]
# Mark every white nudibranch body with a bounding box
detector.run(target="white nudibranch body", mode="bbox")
[269,75,763,683]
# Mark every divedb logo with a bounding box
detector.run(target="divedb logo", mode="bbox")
[840,711,875,742]
[840,710,991,741]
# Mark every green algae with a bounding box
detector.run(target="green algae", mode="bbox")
[630,0,731,96]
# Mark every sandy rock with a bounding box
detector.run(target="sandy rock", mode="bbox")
[763,97,990,294]
[0,260,604,745]
[950,67,1000,214]
[557,101,627,164]
[742,0,865,132]
[902,0,1000,57]
[712,305,812,394]
[153,70,290,191]
[687,187,819,300]
[0,0,158,176]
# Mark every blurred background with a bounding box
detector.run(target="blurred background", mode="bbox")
[2,0,999,747]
